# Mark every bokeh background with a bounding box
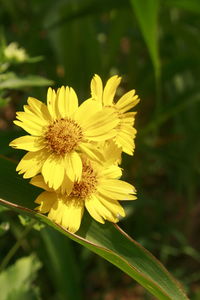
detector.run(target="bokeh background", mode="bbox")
[0,0,200,299]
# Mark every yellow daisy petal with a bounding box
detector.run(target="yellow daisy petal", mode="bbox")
[97,194,125,218]
[60,174,74,195]
[27,97,52,122]
[35,191,57,213]
[90,74,103,102]
[60,198,84,233]
[115,90,140,113]
[16,150,48,178]
[85,195,105,224]
[74,98,102,126]
[48,197,62,224]
[57,86,79,118]
[94,195,119,222]
[115,133,134,155]
[100,140,122,165]
[42,154,65,190]
[102,75,121,106]
[79,143,103,162]
[100,165,122,179]
[98,179,136,200]
[30,175,52,192]
[16,111,48,127]
[13,120,43,137]
[47,87,57,119]
[83,109,118,141]
[9,136,45,152]
[65,152,82,182]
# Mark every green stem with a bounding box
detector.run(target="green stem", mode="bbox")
[0,219,36,271]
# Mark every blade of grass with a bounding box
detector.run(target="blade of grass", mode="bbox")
[130,0,161,115]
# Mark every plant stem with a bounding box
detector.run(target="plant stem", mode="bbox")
[0,219,36,271]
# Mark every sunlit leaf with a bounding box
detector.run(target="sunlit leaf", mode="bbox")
[0,255,41,300]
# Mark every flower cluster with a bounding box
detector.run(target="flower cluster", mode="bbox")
[10,74,139,233]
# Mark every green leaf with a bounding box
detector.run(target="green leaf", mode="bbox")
[0,156,188,300]
[166,0,200,14]
[130,0,160,78]
[0,254,41,300]
[41,227,82,300]
[0,75,53,89]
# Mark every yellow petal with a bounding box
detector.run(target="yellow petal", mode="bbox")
[103,75,121,106]
[100,179,136,193]
[9,135,45,152]
[47,87,58,119]
[16,111,48,127]
[13,119,43,137]
[98,194,125,218]
[90,74,103,102]
[42,154,65,190]
[65,152,82,182]
[74,99,102,126]
[27,97,52,122]
[85,195,105,224]
[60,198,84,233]
[101,140,122,165]
[56,86,79,118]
[48,198,62,224]
[35,191,57,213]
[60,174,74,195]
[100,165,122,179]
[115,90,140,113]
[16,150,48,178]
[30,175,52,191]
[115,133,134,155]
[98,179,136,201]
[83,109,119,141]
[79,143,103,162]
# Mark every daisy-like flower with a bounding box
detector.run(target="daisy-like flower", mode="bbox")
[90,74,140,155]
[30,156,136,233]
[10,86,119,190]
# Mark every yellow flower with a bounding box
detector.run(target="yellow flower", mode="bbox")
[90,74,140,155]
[31,156,136,233]
[10,86,119,190]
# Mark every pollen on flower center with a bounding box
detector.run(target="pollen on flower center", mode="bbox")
[71,163,98,199]
[45,118,83,155]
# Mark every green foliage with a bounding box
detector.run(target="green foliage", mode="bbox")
[0,0,200,298]
[0,255,41,300]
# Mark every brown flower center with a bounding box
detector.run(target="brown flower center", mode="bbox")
[71,162,98,199]
[45,118,83,155]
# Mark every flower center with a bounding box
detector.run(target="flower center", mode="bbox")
[45,118,83,155]
[71,162,98,199]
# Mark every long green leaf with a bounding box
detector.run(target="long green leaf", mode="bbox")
[130,0,160,78]
[0,75,53,89]
[0,156,188,300]
[166,0,200,14]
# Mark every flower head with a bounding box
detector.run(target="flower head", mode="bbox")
[31,156,136,233]
[4,42,28,62]
[90,74,140,155]
[10,86,119,190]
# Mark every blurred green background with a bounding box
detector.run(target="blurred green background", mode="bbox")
[0,0,200,299]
